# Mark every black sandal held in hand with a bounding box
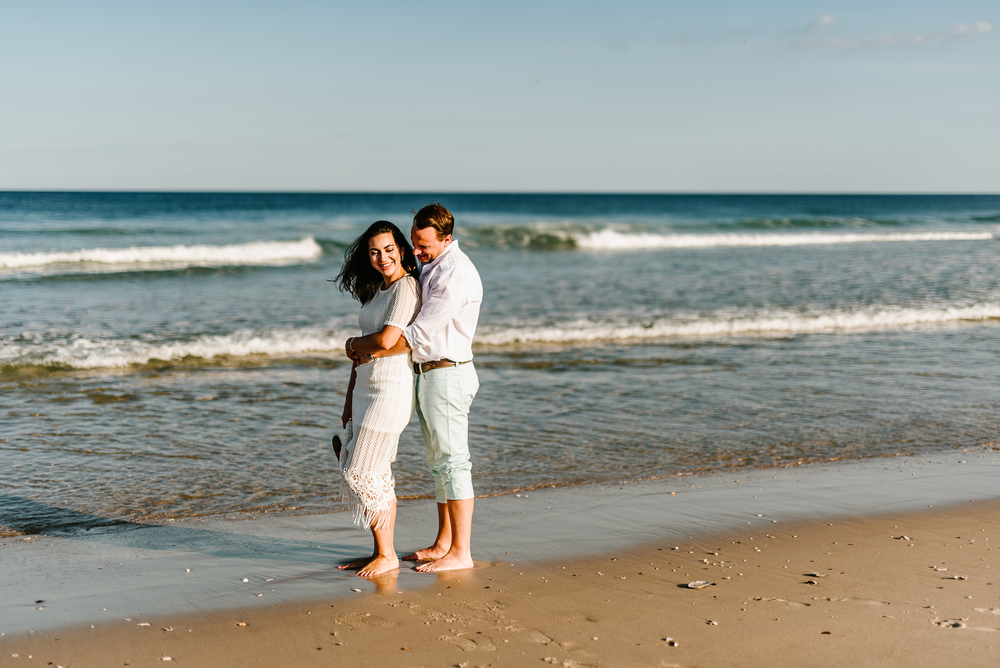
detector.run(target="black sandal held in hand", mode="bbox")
[331,434,342,459]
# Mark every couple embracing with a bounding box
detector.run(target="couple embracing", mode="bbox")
[332,204,482,578]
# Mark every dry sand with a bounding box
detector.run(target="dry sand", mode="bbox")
[4,498,999,667]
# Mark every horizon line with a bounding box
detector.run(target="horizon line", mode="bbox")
[2,189,1000,197]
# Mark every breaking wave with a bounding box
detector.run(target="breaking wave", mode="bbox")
[4,305,1000,373]
[1,327,353,371]
[0,237,323,270]
[465,225,993,251]
[475,304,1000,345]
[574,230,994,250]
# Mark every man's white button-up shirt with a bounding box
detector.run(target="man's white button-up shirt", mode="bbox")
[403,241,483,364]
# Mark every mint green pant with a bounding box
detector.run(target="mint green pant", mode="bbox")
[414,363,479,503]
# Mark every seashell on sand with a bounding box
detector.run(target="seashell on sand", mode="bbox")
[687,581,711,589]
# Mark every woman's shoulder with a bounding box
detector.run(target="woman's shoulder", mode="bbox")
[397,273,420,294]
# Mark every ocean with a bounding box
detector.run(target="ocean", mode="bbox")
[2,192,999,536]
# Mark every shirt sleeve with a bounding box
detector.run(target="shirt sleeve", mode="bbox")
[403,265,467,350]
[383,277,421,330]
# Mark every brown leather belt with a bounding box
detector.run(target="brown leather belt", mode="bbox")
[414,359,471,374]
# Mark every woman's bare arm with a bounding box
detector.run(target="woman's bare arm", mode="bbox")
[341,363,358,427]
[345,325,411,360]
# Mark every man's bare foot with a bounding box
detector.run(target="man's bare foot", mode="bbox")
[358,555,399,578]
[402,546,449,562]
[415,552,474,572]
[337,555,374,570]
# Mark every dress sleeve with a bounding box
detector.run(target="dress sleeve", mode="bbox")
[383,276,421,330]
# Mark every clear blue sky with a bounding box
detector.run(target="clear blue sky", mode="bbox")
[1,1,997,192]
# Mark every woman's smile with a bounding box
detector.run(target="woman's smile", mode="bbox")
[368,232,405,285]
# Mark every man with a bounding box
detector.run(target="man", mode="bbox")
[362,203,482,571]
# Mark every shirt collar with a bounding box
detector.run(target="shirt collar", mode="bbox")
[422,239,459,271]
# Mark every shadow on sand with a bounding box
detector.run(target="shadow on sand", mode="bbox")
[0,493,358,566]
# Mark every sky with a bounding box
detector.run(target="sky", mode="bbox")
[1,1,997,192]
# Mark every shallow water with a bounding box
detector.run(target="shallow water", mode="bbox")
[2,193,999,533]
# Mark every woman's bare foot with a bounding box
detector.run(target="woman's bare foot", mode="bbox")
[337,555,374,570]
[414,552,474,572]
[402,545,449,562]
[358,554,399,578]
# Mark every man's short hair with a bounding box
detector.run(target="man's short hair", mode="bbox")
[413,203,454,240]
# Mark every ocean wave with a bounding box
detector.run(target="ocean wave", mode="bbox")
[463,224,993,251]
[0,237,323,270]
[475,305,1000,345]
[723,216,904,230]
[574,230,994,250]
[4,305,1000,373]
[1,327,353,371]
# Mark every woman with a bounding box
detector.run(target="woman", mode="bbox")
[333,221,420,578]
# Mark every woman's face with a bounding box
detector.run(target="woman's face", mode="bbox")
[368,232,404,282]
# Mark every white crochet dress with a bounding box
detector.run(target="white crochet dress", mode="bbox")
[339,274,420,529]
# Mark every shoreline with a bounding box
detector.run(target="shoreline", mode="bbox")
[4,496,1000,666]
[2,447,998,635]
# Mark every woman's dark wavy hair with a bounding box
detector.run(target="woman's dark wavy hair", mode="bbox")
[335,221,417,304]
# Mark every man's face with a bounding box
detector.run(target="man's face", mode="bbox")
[410,224,451,263]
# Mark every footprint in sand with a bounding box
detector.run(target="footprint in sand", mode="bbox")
[933,618,999,632]
[333,612,397,628]
[408,605,464,624]
[524,629,554,644]
[456,598,507,618]
[816,596,888,606]
[439,631,498,652]
[753,596,810,608]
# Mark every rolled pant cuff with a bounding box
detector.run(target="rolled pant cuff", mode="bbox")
[435,476,475,503]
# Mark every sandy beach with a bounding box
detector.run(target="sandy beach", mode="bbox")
[3,499,999,667]
[3,449,999,667]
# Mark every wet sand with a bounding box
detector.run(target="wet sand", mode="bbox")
[2,449,1000,666]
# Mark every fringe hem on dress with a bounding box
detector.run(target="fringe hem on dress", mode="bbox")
[336,419,395,530]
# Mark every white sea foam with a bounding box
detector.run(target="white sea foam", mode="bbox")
[0,237,323,270]
[574,229,994,250]
[6,305,999,370]
[2,327,353,370]
[475,304,1000,346]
